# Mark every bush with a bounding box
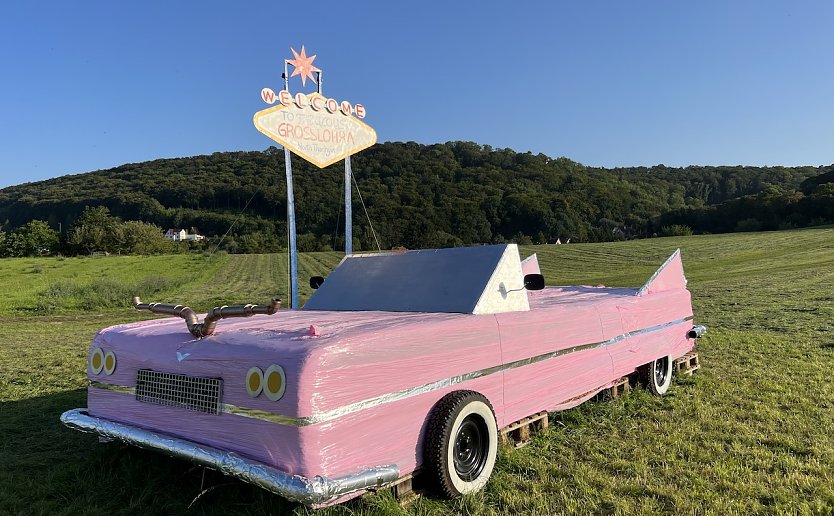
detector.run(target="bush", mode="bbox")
[134,276,176,297]
[735,218,763,232]
[79,279,133,310]
[659,225,694,237]
[35,281,84,313]
[36,275,181,313]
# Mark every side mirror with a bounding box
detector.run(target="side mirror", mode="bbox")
[523,274,545,291]
[309,276,325,289]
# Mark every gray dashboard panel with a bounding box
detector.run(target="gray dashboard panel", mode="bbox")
[303,245,509,313]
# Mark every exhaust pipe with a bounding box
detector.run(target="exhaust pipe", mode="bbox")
[687,325,707,339]
[132,297,281,338]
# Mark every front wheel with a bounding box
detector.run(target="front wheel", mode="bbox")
[644,355,673,396]
[424,390,498,497]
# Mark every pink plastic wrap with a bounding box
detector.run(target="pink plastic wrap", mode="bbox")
[521,253,541,275]
[79,247,699,505]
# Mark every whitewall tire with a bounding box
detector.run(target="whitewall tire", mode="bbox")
[424,390,498,497]
[646,355,673,396]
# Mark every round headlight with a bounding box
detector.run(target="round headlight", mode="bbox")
[263,365,286,402]
[246,367,264,397]
[90,348,104,374]
[103,351,117,375]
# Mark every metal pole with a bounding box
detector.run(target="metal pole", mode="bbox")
[282,60,298,309]
[284,148,298,309]
[283,60,289,91]
[344,156,352,255]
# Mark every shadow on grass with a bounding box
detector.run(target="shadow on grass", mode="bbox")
[820,342,834,349]
[0,390,307,515]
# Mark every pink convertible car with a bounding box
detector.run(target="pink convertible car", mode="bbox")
[62,244,705,507]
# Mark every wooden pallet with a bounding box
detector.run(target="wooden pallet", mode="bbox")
[608,376,631,398]
[500,411,549,448]
[385,472,425,505]
[674,352,701,375]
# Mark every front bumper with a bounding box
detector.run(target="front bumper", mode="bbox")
[60,408,399,507]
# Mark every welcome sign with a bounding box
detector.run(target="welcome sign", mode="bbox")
[253,45,376,168]
[253,91,376,168]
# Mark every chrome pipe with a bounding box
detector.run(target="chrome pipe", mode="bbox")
[687,324,707,339]
[60,408,399,506]
[132,297,281,338]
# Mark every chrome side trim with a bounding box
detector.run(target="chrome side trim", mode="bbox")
[60,408,398,506]
[89,316,694,427]
[89,381,135,394]
[222,404,309,426]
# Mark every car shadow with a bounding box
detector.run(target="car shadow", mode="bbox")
[0,389,303,515]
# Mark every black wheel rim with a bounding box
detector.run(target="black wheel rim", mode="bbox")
[453,414,488,482]
[654,357,669,386]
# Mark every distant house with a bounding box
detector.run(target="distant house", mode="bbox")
[164,228,205,242]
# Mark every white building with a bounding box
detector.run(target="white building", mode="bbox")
[164,228,205,242]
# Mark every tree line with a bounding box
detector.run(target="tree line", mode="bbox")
[0,141,831,257]
[0,207,192,257]
[658,170,834,233]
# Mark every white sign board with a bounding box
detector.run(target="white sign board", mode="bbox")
[253,92,377,168]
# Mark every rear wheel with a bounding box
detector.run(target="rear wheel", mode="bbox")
[644,355,673,396]
[424,390,498,497]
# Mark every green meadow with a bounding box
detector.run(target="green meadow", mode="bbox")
[1,228,833,515]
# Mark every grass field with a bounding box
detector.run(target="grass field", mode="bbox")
[1,228,833,515]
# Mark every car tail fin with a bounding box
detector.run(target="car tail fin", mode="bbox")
[521,253,540,276]
[636,249,687,296]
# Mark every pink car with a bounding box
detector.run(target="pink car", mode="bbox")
[62,244,705,507]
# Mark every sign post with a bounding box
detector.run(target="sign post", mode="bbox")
[283,146,298,309]
[344,156,352,255]
[254,46,377,309]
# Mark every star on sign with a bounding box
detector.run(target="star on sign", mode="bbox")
[288,45,321,87]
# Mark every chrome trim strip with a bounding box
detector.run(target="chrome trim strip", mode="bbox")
[89,381,135,394]
[60,408,398,506]
[89,316,694,427]
[222,404,309,426]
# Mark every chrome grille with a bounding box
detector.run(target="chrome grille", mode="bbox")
[135,369,222,415]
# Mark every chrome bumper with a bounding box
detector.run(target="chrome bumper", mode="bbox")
[60,408,399,506]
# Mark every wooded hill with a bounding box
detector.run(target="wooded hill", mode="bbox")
[1,141,831,253]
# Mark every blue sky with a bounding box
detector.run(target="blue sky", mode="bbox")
[1,1,832,187]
